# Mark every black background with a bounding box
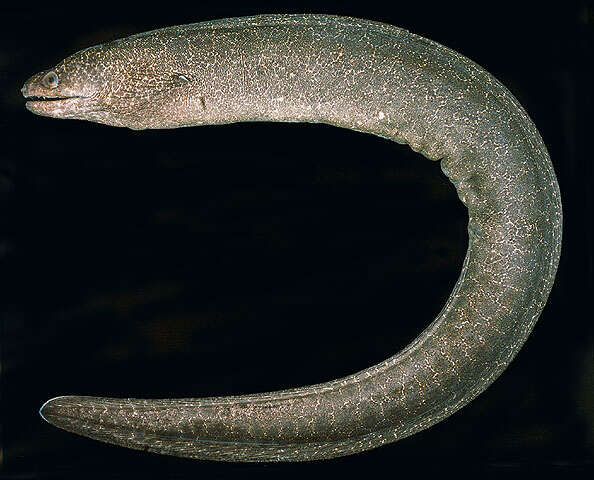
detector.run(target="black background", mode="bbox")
[1,1,592,478]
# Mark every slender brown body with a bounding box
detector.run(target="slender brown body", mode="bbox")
[23,15,562,461]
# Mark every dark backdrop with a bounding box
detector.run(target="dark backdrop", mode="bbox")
[1,1,592,478]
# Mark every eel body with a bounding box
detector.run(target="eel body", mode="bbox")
[23,14,562,462]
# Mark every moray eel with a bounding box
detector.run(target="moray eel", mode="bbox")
[23,14,562,462]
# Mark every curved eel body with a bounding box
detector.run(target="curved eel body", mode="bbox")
[23,14,562,462]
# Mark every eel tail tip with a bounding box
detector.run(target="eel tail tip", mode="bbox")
[39,395,71,424]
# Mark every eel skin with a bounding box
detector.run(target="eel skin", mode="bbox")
[22,14,562,462]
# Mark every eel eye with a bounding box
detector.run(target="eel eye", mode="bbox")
[42,71,59,89]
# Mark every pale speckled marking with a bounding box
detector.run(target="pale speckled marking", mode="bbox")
[23,14,561,462]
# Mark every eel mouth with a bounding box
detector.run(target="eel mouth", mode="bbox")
[25,94,82,102]
[24,94,86,116]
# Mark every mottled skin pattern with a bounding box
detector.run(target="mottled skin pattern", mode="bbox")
[23,15,562,462]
